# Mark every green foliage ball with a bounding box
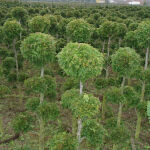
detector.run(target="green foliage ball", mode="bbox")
[24,75,56,96]
[37,102,59,122]
[82,119,106,147]
[3,20,22,42]
[26,97,40,112]
[123,86,140,107]
[28,15,50,33]
[48,132,77,150]
[57,43,104,82]
[66,19,92,43]
[61,89,100,119]
[109,125,130,145]
[111,47,141,77]
[21,33,56,67]
[12,112,34,133]
[104,87,125,104]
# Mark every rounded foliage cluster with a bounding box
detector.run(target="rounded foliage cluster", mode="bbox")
[48,132,77,150]
[135,21,150,48]
[57,43,104,81]
[28,15,50,33]
[61,89,100,119]
[66,19,92,43]
[21,33,56,67]
[3,20,22,41]
[123,86,140,107]
[26,97,40,112]
[104,87,125,104]
[109,125,130,145]
[24,75,56,96]
[11,7,28,23]
[37,102,59,122]
[111,47,141,77]
[12,112,34,133]
[82,119,106,147]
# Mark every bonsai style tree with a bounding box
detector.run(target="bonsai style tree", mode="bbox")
[57,42,104,95]
[3,20,22,79]
[66,19,92,43]
[28,15,50,33]
[58,43,104,149]
[111,47,140,126]
[134,21,150,139]
[21,32,56,150]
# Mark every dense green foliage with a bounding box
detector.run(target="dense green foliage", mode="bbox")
[0,1,150,150]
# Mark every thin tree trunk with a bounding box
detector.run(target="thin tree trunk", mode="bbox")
[80,81,83,95]
[102,96,106,120]
[119,38,122,48]
[77,80,83,149]
[13,39,19,79]
[112,77,125,150]
[117,77,125,126]
[106,36,111,79]
[39,66,44,150]
[0,116,3,137]
[39,117,44,150]
[77,118,82,150]
[135,48,149,140]
[102,40,105,53]
[40,67,44,103]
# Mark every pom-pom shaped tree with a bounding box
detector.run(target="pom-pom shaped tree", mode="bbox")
[57,42,104,94]
[134,21,150,139]
[21,32,56,150]
[21,32,55,71]
[111,47,141,149]
[58,42,104,148]
[3,20,22,78]
[66,19,92,43]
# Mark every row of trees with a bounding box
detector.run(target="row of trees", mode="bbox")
[0,1,149,150]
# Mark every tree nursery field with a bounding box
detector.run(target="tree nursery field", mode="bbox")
[0,1,150,150]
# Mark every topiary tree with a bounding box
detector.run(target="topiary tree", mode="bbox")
[58,42,104,94]
[58,43,104,149]
[28,15,50,33]
[3,20,22,79]
[21,32,56,150]
[134,21,150,139]
[111,47,140,126]
[66,19,92,43]
[111,47,140,149]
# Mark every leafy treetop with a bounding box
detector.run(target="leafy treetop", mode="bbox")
[57,42,104,82]
[21,32,56,67]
